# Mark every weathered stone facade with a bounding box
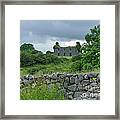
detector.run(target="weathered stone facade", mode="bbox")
[54,47,79,56]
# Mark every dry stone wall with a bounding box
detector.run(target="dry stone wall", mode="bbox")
[43,73,100,100]
[20,73,100,100]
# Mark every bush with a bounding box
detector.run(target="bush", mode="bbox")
[82,63,92,70]
[71,55,81,62]
[20,43,63,67]
[71,60,83,72]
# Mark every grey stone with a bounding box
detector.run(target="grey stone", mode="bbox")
[81,80,90,86]
[26,75,32,80]
[64,77,69,83]
[67,95,73,99]
[73,97,83,100]
[77,83,83,91]
[69,77,75,84]
[56,83,61,89]
[63,82,68,88]
[52,73,57,80]
[96,75,100,83]
[78,74,84,81]
[57,73,62,77]
[23,80,31,84]
[66,74,73,78]
[67,92,74,95]
[93,90,100,93]
[88,87,94,92]
[84,85,90,91]
[59,79,64,84]
[90,93,100,98]
[44,75,49,79]
[90,83,98,87]
[73,74,78,77]
[74,92,83,98]
[51,79,57,83]
[84,74,89,79]
[59,88,66,94]
[60,74,64,79]
[56,77,61,82]
[75,78,80,84]
[68,84,77,91]
[65,92,74,99]
[87,73,98,78]
[82,92,90,98]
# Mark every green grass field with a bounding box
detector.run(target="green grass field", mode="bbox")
[20,83,64,100]
[20,60,100,77]
[20,60,72,76]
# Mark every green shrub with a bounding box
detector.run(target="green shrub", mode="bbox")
[71,60,83,72]
[83,63,92,70]
[71,55,81,62]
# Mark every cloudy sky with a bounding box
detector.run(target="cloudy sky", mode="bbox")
[20,20,99,53]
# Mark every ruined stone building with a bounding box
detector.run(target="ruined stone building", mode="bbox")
[53,46,79,56]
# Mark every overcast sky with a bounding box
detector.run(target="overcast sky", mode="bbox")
[20,20,99,53]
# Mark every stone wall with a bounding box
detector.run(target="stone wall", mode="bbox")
[43,73,100,100]
[20,73,100,100]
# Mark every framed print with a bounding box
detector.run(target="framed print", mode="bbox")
[0,0,120,119]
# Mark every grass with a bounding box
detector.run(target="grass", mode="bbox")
[20,62,100,77]
[20,60,73,76]
[20,82,64,100]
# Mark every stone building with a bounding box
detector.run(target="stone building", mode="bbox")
[53,46,79,56]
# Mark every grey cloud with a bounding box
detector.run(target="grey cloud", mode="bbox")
[20,20,99,44]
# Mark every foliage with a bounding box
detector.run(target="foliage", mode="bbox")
[71,55,81,62]
[20,43,35,52]
[20,60,72,76]
[20,43,62,67]
[71,60,82,72]
[20,83,64,100]
[71,25,100,71]
[82,25,100,68]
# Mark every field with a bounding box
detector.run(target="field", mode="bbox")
[20,59,100,77]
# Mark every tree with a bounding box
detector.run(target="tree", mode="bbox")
[46,51,53,54]
[81,25,100,70]
[20,43,62,67]
[20,43,35,52]
[71,25,100,71]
